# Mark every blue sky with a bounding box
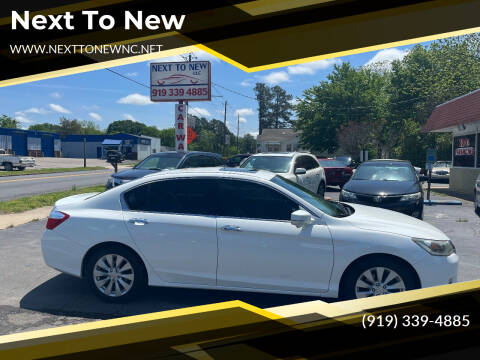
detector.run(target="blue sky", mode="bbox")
[0,42,430,137]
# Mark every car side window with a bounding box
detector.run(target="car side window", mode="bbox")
[305,156,319,170]
[180,156,202,168]
[219,179,299,221]
[294,157,304,170]
[200,156,219,167]
[124,179,218,216]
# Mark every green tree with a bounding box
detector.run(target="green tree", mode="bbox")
[254,83,274,134]
[269,86,294,128]
[158,128,175,147]
[29,123,60,132]
[0,115,18,128]
[106,119,147,135]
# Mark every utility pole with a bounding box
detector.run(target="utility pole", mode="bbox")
[237,114,240,153]
[223,100,227,156]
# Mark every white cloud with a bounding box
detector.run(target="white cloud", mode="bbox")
[262,71,290,85]
[49,103,71,113]
[239,117,247,123]
[123,113,137,121]
[89,112,102,121]
[82,105,100,110]
[240,79,252,87]
[17,107,48,115]
[248,131,259,138]
[234,108,254,117]
[289,98,300,106]
[125,72,138,77]
[190,107,211,117]
[117,93,152,105]
[364,48,409,69]
[14,115,33,124]
[50,91,62,99]
[288,58,341,75]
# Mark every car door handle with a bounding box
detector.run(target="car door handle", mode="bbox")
[221,225,241,232]
[128,218,148,226]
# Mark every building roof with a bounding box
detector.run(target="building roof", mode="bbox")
[422,89,480,132]
[257,128,300,142]
[0,127,60,138]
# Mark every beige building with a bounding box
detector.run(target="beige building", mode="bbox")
[256,128,303,153]
[423,89,480,196]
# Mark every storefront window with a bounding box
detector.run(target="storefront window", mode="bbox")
[453,134,476,167]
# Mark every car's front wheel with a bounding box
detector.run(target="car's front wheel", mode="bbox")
[475,190,480,215]
[340,257,419,300]
[85,246,147,302]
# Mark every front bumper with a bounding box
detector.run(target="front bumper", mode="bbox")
[339,196,423,217]
[413,253,459,288]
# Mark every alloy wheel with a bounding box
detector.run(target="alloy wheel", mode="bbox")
[355,266,406,298]
[93,254,135,297]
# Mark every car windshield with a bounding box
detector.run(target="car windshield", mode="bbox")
[433,161,451,168]
[353,163,415,181]
[272,176,352,217]
[318,160,345,167]
[134,153,183,170]
[241,156,292,173]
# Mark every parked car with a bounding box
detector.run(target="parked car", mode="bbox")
[474,173,480,215]
[335,155,359,169]
[42,167,458,302]
[431,161,451,182]
[105,151,223,189]
[317,158,353,189]
[0,149,35,171]
[339,159,425,219]
[240,152,326,196]
[225,154,251,167]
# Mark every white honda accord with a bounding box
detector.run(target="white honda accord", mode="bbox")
[41,168,458,302]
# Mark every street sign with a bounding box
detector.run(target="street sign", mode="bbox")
[175,103,187,151]
[426,148,437,163]
[150,61,211,102]
[187,127,197,145]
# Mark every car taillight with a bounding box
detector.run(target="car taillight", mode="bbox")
[46,211,70,230]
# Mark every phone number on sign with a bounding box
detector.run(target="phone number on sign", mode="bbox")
[152,87,209,97]
[362,314,470,329]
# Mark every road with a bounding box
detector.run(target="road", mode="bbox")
[0,189,478,335]
[0,170,112,201]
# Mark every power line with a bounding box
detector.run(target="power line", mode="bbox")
[212,82,256,101]
[105,68,149,89]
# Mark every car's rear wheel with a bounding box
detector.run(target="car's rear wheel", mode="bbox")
[17,166,25,171]
[317,181,326,198]
[85,246,146,302]
[340,257,418,300]
[3,162,13,171]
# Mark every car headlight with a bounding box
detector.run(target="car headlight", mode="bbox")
[341,189,357,201]
[400,192,421,201]
[412,238,456,256]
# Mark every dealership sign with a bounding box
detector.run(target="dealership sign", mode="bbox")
[175,103,187,151]
[150,61,211,102]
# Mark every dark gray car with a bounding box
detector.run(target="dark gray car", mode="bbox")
[106,151,223,189]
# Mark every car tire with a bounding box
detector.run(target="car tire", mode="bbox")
[85,245,147,302]
[340,256,419,300]
[3,162,13,171]
[317,181,326,198]
[17,166,25,171]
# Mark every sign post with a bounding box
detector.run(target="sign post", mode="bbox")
[426,148,437,201]
[175,102,187,151]
[150,60,211,151]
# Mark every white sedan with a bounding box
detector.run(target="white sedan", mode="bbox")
[240,152,327,196]
[41,168,458,302]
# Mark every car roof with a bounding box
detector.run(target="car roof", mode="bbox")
[142,167,276,181]
[361,159,413,166]
[251,152,313,157]
[149,151,222,158]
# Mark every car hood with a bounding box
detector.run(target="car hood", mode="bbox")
[345,203,448,240]
[344,180,419,195]
[112,168,157,180]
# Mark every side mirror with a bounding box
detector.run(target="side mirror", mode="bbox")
[291,209,313,228]
[295,167,307,175]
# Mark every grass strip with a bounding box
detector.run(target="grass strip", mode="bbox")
[0,185,105,214]
[0,166,107,177]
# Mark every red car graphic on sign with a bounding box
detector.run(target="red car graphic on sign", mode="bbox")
[156,74,201,85]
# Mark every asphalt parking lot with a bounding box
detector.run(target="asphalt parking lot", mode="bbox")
[0,188,479,335]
